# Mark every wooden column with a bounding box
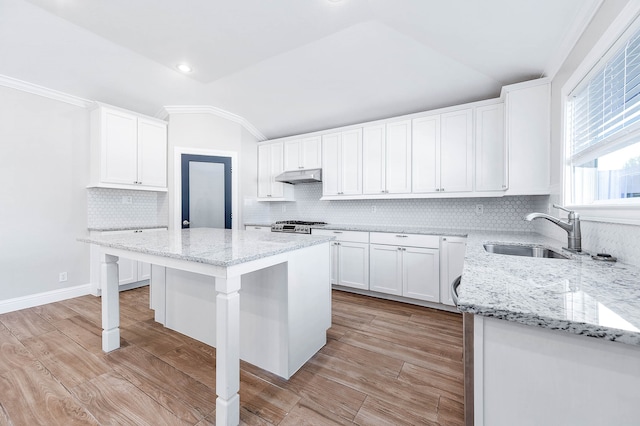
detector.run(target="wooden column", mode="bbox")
[215,276,241,426]
[101,253,120,352]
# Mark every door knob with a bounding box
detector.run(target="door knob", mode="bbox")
[182,220,190,226]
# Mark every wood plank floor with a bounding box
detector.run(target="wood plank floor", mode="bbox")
[0,286,463,425]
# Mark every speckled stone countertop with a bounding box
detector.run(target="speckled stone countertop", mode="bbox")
[80,228,334,267]
[88,225,169,232]
[458,232,640,346]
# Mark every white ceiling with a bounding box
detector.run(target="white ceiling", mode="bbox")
[0,0,599,139]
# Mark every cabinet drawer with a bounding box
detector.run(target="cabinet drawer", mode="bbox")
[312,229,369,243]
[370,232,439,248]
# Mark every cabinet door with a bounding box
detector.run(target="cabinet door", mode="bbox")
[403,247,439,302]
[440,109,473,193]
[330,242,340,285]
[301,136,322,169]
[475,104,506,191]
[412,115,440,193]
[338,242,369,290]
[137,261,151,281]
[369,244,402,295]
[340,129,363,195]
[269,142,285,198]
[362,125,386,194]
[322,133,341,196]
[101,109,138,185]
[439,237,467,306]
[137,118,167,188]
[283,139,301,171]
[117,257,137,286]
[385,120,412,193]
[257,144,271,198]
[505,82,550,194]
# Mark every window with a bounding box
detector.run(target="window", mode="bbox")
[566,22,640,207]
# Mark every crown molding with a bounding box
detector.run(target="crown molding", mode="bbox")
[0,74,92,108]
[543,0,604,80]
[160,105,267,141]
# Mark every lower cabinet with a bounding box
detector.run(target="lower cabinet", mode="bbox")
[440,236,467,306]
[369,232,440,303]
[90,228,165,294]
[312,229,369,290]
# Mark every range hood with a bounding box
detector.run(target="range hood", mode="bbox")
[274,168,322,184]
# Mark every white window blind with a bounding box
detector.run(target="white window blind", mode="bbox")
[569,29,640,161]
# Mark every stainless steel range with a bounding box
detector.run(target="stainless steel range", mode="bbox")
[270,220,327,234]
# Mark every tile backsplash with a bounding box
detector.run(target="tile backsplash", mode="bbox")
[245,183,547,232]
[87,188,168,229]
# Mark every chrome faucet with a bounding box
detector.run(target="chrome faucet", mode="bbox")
[525,204,582,252]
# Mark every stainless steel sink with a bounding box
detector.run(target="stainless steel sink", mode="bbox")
[483,243,569,259]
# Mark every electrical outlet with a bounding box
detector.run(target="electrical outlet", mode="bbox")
[122,196,133,205]
[59,272,68,282]
[281,205,286,213]
[475,204,484,215]
[371,205,377,213]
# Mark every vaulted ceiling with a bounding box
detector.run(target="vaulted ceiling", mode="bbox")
[0,0,599,139]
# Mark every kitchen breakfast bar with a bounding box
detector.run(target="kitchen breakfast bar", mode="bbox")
[80,228,333,426]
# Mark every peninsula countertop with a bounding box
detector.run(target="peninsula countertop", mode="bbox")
[80,228,334,267]
[457,231,640,346]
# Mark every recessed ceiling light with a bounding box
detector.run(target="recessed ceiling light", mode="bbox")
[176,63,192,73]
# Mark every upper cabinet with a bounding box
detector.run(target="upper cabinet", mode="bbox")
[475,103,507,192]
[363,121,412,195]
[283,136,322,171]
[258,142,294,201]
[322,129,363,196]
[90,104,167,191]
[503,79,551,195]
[412,108,473,194]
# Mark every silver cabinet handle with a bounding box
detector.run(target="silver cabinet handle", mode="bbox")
[333,231,343,234]
[395,234,408,238]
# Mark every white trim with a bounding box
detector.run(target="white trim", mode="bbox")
[173,147,239,231]
[161,105,267,142]
[474,315,485,426]
[0,74,92,108]
[544,0,604,80]
[0,284,93,314]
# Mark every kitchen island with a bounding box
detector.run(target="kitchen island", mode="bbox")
[80,228,333,426]
[458,232,640,426]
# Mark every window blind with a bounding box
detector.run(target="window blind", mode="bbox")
[569,28,640,159]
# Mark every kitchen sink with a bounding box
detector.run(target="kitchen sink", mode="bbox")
[483,243,569,259]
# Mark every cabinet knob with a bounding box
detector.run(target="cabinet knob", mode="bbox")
[441,188,445,191]
[435,188,440,192]
[396,235,408,238]
[442,237,447,241]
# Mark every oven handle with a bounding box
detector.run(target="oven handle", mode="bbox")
[451,276,462,307]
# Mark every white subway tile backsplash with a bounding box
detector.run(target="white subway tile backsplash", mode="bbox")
[87,188,167,229]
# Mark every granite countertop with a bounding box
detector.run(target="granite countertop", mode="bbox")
[458,232,640,346]
[80,228,334,267]
[88,225,169,232]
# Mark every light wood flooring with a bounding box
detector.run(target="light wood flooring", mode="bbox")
[0,286,463,425]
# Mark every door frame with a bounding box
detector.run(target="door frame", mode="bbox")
[173,147,238,230]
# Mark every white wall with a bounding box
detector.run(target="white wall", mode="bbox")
[0,86,90,300]
[166,112,259,229]
[545,0,640,265]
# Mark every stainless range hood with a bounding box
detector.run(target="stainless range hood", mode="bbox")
[274,168,322,184]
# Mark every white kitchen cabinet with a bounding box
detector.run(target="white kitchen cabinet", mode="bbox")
[90,104,167,191]
[475,103,506,192]
[412,108,473,194]
[258,142,294,201]
[439,236,467,306]
[369,232,440,302]
[440,109,474,193]
[503,79,550,195]
[362,121,411,195]
[89,228,166,295]
[312,229,369,290]
[283,136,321,171]
[322,129,363,197]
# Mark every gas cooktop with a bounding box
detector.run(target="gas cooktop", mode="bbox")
[271,221,327,234]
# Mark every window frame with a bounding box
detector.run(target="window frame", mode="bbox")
[562,2,640,226]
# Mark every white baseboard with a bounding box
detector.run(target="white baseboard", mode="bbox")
[0,284,93,314]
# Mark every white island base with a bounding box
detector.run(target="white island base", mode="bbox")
[150,244,331,379]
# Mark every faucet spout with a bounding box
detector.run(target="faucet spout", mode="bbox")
[525,206,582,252]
